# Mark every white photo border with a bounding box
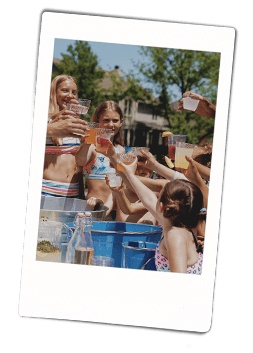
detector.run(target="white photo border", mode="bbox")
[19,12,235,332]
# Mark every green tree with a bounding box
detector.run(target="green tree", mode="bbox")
[137,47,220,143]
[52,41,105,120]
[100,69,153,104]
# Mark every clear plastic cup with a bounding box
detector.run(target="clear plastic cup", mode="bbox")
[167,135,187,160]
[131,147,150,157]
[182,97,199,111]
[84,122,101,145]
[175,142,196,172]
[67,98,91,115]
[95,128,113,153]
[90,256,114,267]
[108,174,122,188]
[117,153,136,172]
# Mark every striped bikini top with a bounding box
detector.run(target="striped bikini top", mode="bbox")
[45,137,80,155]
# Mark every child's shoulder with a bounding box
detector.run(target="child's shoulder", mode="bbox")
[115,144,125,153]
[166,227,189,244]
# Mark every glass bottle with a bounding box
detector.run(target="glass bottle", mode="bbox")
[65,212,85,264]
[74,212,94,265]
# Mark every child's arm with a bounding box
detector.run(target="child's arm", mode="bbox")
[105,176,146,215]
[136,176,168,193]
[185,156,209,208]
[118,159,163,225]
[191,160,210,182]
[115,189,147,215]
[140,149,187,181]
[75,141,96,167]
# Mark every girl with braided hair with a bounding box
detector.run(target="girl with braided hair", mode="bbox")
[119,158,204,274]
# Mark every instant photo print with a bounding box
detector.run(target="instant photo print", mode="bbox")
[19,12,235,332]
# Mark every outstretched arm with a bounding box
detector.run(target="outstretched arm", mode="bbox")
[75,141,96,167]
[140,148,187,181]
[105,176,146,215]
[118,158,163,225]
[184,156,209,208]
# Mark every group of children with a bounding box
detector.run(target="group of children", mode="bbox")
[45,74,214,274]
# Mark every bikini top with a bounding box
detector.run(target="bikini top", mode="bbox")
[45,137,80,155]
[83,145,120,180]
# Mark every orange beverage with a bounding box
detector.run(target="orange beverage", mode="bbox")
[84,124,100,145]
[85,128,96,144]
[117,161,132,172]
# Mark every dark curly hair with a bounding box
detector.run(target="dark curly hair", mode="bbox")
[160,179,205,229]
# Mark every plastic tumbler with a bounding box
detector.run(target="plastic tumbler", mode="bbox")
[90,256,114,267]
[131,147,150,157]
[175,142,196,173]
[167,135,187,160]
[67,98,91,115]
[108,174,122,188]
[117,153,136,172]
[95,128,113,153]
[84,122,101,145]
[182,97,199,111]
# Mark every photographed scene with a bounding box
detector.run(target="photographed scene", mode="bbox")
[37,38,220,274]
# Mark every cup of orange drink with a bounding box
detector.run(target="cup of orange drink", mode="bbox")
[84,122,101,145]
[117,153,136,172]
[95,128,113,153]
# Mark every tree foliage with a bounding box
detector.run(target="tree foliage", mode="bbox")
[138,47,220,143]
[52,41,105,119]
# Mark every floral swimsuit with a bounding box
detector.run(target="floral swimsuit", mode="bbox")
[155,231,203,274]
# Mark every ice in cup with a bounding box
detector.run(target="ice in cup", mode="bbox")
[84,122,101,145]
[95,128,112,153]
[67,98,91,115]
[90,256,114,267]
[167,135,187,160]
[108,174,122,188]
[117,153,136,172]
[182,97,199,111]
[175,142,196,173]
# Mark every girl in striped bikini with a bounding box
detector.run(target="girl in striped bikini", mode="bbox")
[42,75,88,198]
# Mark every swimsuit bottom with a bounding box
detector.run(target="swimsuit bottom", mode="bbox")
[42,179,79,198]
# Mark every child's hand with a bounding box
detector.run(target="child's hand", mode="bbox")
[178,91,215,119]
[118,157,138,175]
[139,148,156,170]
[105,176,124,192]
[184,156,203,184]
[86,197,104,211]
[95,140,115,158]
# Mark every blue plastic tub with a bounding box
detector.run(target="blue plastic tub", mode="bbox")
[64,222,162,268]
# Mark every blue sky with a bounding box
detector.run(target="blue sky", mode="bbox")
[53,38,181,101]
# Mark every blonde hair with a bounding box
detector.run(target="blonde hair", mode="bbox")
[48,75,78,145]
